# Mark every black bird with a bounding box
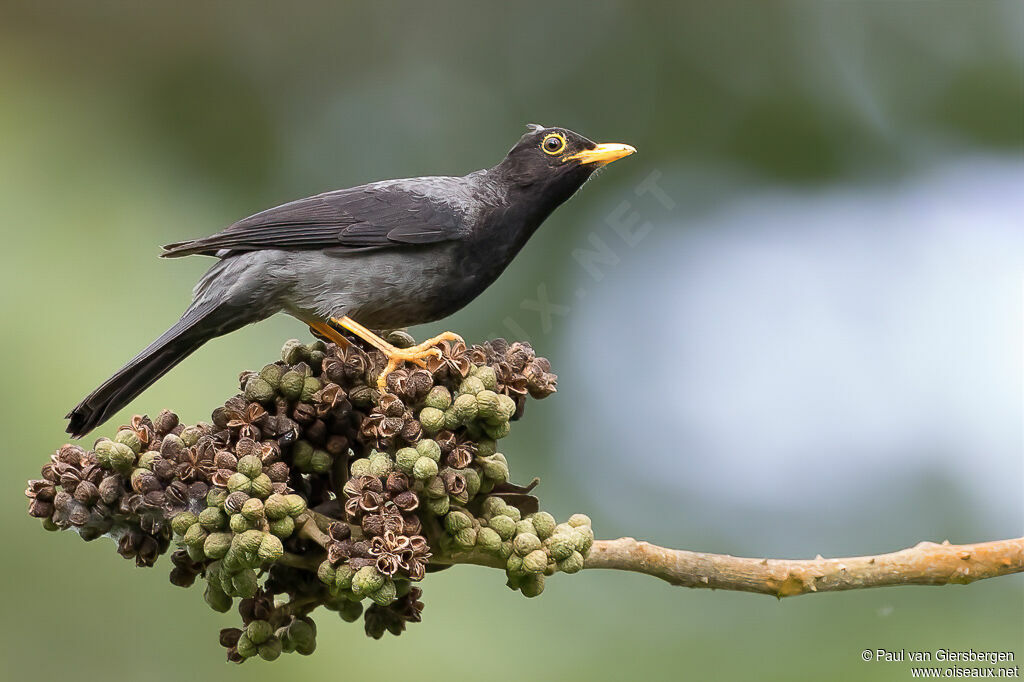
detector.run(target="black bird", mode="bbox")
[66,125,635,437]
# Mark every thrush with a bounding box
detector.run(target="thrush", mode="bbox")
[66,125,635,437]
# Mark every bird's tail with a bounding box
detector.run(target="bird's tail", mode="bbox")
[66,304,238,438]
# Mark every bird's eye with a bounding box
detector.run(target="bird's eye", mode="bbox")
[541,133,566,155]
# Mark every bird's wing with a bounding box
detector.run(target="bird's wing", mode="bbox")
[161,180,468,258]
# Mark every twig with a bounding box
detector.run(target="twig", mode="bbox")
[583,536,1024,598]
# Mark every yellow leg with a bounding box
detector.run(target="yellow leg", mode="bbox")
[332,316,464,389]
[307,320,352,349]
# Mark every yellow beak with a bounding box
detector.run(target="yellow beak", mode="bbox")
[563,142,637,166]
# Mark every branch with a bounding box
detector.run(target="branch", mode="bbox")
[583,536,1024,598]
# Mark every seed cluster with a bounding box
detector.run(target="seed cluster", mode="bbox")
[27,335,591,662]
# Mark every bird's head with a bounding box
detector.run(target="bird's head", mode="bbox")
[493,124,636,203]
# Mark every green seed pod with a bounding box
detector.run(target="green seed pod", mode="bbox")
[334,564,356,591]
[418,406,445,433]
[281,339,307,365]
[284,494,307,517]
[395,447,419,474]
[258,638,283,662]
[412,456,438,481]
[308,450,333,475]
[425,495,449,516]
[506,553,524,576]
[442,407,461,431]
[547,534,575,562]
[317,560,336,586]
[232,569,259,599]
[203,532,233,560]
[241,497,264,522]
[250,473,274,499]
[244,376,275,404]
[229,513,253,534]
[235,529,265,554]
[497,394,517,421]
[204,584,232,613]
[269,515,295,538]
[179,425,203,447]
[569,513,592,528]
[475,438,497,458]
[452,393,478,423]
[444,511,473,534]
[109,442,136,472]
[530,512,556,540]
[476,527,502,553]
[460,467,481,499]
[93,439,116,468]
[291,440,314,471]
[185,543,205,563]
[235,455,261,479]
[198,506,227,531]
[351,566,384,597]
[114,429,142,454]
[136,452,159,472]
[573,526,595,555]
[523,549,549,574]
[287,620,316,651]
[182,523,207,547]
[205,561,223,591]
[171,511,198,536]
[479,456,509,482]
[259,363,284,389]
[423,386,452,410]
[300,376,322,402]
[414,439,442,462]
[475,390,501,422]
[264,493,289,520]
[226,472,252,494]
[515,520,537,537]
[481,496,505,517]
[221,548,243,574]
[520,573,545,598]
[513,532,542,556]
[453,527,477,548]
[488,514,516,540]
[257,533,284,563]
[423,476,447,499]
[558,550,586,574]
[458,376,486,396]
[475,365,498,390]
[235,632,257,658]
[337,599,363,623]
[367,452,392,477]
[206,487,228,508]
[369,578,397,606]
[349,457,372,477]
[246,619,273,645]
[504,505,522,522]
[279,370,305,400]
[484,420,511,440]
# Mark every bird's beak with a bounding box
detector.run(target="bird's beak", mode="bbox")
[563,142,637,166]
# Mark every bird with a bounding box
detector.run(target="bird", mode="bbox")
[66,124,635,437]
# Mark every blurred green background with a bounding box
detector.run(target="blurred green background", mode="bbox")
[2,2,1022,680]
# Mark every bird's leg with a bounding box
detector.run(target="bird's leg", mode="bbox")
[331,316,464,389]
[306,321,352,349]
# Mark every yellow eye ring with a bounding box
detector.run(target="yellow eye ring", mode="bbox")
[541,133,566,156]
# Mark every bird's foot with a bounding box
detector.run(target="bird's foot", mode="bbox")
[326,317,463,389]
[374,332,464,388]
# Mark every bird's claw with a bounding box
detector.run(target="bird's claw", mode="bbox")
[374,340,448,389]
